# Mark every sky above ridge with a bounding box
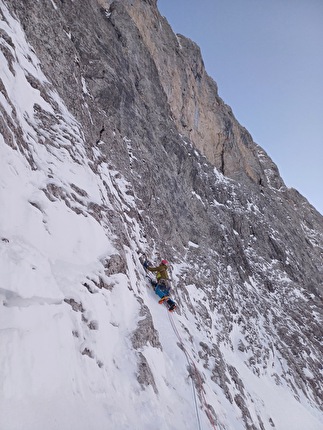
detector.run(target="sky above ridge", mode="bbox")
[158,0,323,215]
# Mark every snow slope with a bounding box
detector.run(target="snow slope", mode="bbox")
[0,5,204,428]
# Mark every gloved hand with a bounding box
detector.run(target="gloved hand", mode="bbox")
[143,261,149,269]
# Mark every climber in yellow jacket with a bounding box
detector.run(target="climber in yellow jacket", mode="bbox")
[146,259,169,283]
[142,258,176,311]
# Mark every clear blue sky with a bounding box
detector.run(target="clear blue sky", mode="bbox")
[158,0,323,215]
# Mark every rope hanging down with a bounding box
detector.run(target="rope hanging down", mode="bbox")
[141,260,217,428]
[167,311,217,430]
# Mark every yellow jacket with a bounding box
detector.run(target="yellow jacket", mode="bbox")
[147,264,169,281]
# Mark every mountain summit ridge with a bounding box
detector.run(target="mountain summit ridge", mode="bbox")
[0,0,322,429]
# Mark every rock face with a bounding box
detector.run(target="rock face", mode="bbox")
[124,0,278,186]
[1,0,323,429]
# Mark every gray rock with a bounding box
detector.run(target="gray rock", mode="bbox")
[136,351,158,394]
[131,299,162,350]
[2,0,323,427]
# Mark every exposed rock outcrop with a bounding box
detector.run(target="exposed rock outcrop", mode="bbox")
[1,0,322,429]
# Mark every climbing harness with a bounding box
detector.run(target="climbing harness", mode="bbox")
[167,311,217,430]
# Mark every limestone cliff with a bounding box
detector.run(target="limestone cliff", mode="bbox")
[120,0,284,186]
[1,0,323,429]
